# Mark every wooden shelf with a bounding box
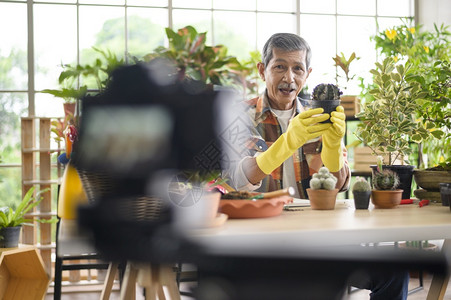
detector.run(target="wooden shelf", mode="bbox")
[0,245,50,300]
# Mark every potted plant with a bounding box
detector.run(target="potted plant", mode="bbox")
[372,20,451,201]
[0,187,55,248]
[352,177,371,209]
[355,57,430,200]
[307,167,339,210]
[142,25,258,98]
[333,52,361,117]
[371,156,402,209]
[300,83,342,123]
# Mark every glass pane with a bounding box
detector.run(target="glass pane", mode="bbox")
[257,0,296,13]
[34,4,77,91]
[79,5,126,63]
[36,91,64,117]
[376,17,406,32]
[300,0,335,14]
[378,0,413,16]
[128,0,167,6]
[173,0,211,9]
[0,3,27,90]
[79,0,125,4]
[213,11,256,60]
[337,16,377,94]
[0,167,22,207]
[173,9,213,44]
[337,0,376,16]
[257,13,297,53]
[213,0,255,11]
[0,92,28,164]
[300,14,336,93]
[127,8,168,57]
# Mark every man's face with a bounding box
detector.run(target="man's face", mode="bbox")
[258,48,311,110]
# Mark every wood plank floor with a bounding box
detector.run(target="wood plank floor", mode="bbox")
[45,273,451,299]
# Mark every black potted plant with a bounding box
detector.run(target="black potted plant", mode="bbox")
[352,177,371,209]
[300,83,342,123]
[0,187,56,248]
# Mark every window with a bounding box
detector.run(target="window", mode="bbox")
[0,0,414,204]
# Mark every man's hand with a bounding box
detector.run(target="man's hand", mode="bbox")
[321,106,346,172]
[256,108,331,174]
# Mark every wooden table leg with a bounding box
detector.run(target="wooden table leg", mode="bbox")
[427,239,451,300]
[121,262,137,300]
[101,262,119,300]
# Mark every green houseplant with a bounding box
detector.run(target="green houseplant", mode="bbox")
[333,52,361,117]
[355,57,430,199]
[0,187,55,247]
[307,167,339,210]
[301,83,342,123]
[142,25,258,98]
[372,19,451,168]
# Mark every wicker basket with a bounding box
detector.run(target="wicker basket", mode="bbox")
[77,168,166,222]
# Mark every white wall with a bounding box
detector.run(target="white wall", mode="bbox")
[418,0,451,30]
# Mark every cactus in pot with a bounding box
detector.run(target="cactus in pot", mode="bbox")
[302,83,343,123]
[352,177,371,209]
[307,167,339,210]
[310,167,338,190]
[312,83,343,101]
[371,156,403,208]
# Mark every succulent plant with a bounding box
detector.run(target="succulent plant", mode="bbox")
[310,167,338,190]
[373,169,400,190]
[312,83,343,101]
[352,177,371,192]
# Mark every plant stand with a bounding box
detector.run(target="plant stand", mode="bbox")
[0,245,50,300]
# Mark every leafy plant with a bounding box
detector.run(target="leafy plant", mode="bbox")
[143,25,258,97]
[355,57,430,165]
[42,47,126,102]
[333,52,360,91]
[0,186,56,229]
[372,19,451,167]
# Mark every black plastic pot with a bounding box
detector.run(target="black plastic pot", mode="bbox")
[299,98,341,123]
[370,165,415,200]
[0,226,21,248]
[353,191,371,209]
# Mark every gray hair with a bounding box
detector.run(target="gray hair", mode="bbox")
[261,33,312,69]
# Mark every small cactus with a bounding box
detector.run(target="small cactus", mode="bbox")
[373,169,400,190]
[352,177,371,192]
[312,83,343,101]
[310,167,337,190]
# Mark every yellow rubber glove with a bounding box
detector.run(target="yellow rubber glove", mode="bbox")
[256,108,331,174]
[58,164,88,219]
[321,105,346,172]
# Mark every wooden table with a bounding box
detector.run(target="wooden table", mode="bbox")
[188,200,451,299]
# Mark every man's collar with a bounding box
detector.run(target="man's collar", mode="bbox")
[255,89,302,121]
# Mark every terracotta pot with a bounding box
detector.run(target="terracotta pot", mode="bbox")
[307,188,338,210]
[219,196,292,219]
[371,189,403,209]
[370,165,414,200]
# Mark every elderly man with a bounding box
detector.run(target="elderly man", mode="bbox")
[228,32,349,198]
[225,33,409,300]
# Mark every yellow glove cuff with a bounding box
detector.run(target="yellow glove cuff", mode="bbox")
[256,134,295,175]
